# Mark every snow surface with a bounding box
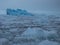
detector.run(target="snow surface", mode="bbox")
[21,28,44,39]
[0,38,9,45]
[38,40,59,45]
[0,12,60,45]
[21,27,56,40]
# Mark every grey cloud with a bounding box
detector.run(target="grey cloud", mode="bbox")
[0,0,60,11]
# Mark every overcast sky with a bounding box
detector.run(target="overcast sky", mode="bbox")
[0,0,60,11]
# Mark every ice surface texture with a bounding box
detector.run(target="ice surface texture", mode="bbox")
[0,13,60,45]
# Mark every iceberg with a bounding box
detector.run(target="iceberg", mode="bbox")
[6,9,33,16]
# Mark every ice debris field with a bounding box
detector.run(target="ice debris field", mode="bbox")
[0,9,60,45]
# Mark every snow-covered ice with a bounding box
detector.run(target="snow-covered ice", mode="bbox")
[0,38,9,45]
[0,12,60,45]
[38,40,59,45]
[21,28,45,41]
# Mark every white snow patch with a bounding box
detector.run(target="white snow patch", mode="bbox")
[21,28,44,39]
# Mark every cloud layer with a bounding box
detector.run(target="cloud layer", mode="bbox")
[0,0,60,11]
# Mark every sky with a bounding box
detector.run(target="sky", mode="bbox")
[0,0,60,12]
